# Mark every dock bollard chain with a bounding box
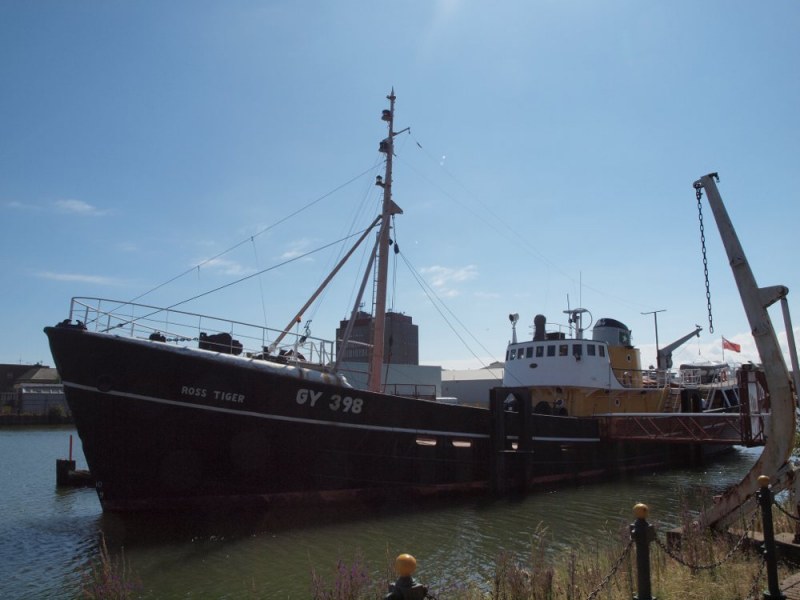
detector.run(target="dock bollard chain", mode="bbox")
[771,498,800,521]
[746,556,768,600]
[583,538,634,600]
[653,506,758,571]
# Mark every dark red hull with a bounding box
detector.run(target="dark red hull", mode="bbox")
[45,324,725,512]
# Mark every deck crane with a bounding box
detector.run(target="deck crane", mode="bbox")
[657,325,702,371]
[693,173,800,530]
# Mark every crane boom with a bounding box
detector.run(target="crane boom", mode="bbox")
[693,173,797,529]
[657,325,702,370]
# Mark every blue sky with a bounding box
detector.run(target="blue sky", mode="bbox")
[2,1,799,371]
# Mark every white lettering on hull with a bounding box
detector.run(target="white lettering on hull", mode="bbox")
[296,388,363,414]
[181,385,244,403]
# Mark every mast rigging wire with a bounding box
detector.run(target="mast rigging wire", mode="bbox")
[397,249,501,377]
[126,165,379,305]
[101,227,374,332]
[406,134,653,314]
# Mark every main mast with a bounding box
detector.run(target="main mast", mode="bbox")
[368,90,403,392]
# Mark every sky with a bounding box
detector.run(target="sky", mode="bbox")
[2,0,799,373]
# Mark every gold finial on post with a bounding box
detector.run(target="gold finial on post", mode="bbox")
[394,554,417,577]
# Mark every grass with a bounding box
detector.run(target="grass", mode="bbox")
[310,501,798,600]
[80,534,141,600]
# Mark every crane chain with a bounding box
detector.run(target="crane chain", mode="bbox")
[694,182,714,334]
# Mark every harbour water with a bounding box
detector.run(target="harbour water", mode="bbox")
[0,426,761,599]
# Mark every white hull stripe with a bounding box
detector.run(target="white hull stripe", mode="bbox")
[507,435,601,443]
[63,381,491,440]
[532,436,601,443]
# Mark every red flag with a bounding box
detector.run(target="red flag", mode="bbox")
[722,337,741,352]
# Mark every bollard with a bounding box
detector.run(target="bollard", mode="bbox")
[385,553,428,600]
[630,503,656,600]
[56,458,76,486]
[757,475,786,600]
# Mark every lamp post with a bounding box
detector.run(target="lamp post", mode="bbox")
[642,309,666,361]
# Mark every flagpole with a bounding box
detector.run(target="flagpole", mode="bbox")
[721,337,725,362]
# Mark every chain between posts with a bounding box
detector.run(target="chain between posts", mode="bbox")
[695,181,714,334]
[747,556,768,600]
[772,498,800,521]
[653,507,758,571]
[584,539,634,600]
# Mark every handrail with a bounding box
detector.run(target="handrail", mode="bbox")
[67,297,338,366]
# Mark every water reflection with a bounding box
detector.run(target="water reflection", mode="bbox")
[96,447,761,598]
[0,427,762,599]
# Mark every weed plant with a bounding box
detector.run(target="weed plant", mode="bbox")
[80,534,140,599]
[311,503,796,600]
[77,496,799,599]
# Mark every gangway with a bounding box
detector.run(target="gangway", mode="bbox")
[601,364,768,447]
[600,413,764,446]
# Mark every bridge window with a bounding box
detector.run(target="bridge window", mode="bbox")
[509,348,516,360]
[599,346,606,357]
[525,347,533,358]
[535,346,544,358]
[573,344,583,358]
[547,345,556,357]
[587,344,596,356]
[559,344,568,357]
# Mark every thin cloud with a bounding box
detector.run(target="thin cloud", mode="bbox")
[36,271,126,286]
[5,200,41,211]
[202,257,254,277]
[54,199,108,216]
[279,238,315,262]
[116,242,140,253]
[421,264,478,298]
[474,291,501,300]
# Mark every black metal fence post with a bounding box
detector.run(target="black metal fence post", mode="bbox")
[757,475,786,600]
[630,503,656,600]
[384,554,428,600]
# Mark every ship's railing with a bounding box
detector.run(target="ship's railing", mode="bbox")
[383,383,438,400]
[679,368,702,385]
[677,365,734,386]
[67,297,337,366]
[613,367,674,388]
[611,366,738,391]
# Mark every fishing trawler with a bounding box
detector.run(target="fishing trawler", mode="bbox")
[44,97,795,512]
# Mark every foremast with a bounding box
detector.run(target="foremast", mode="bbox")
[368,90,404,392]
